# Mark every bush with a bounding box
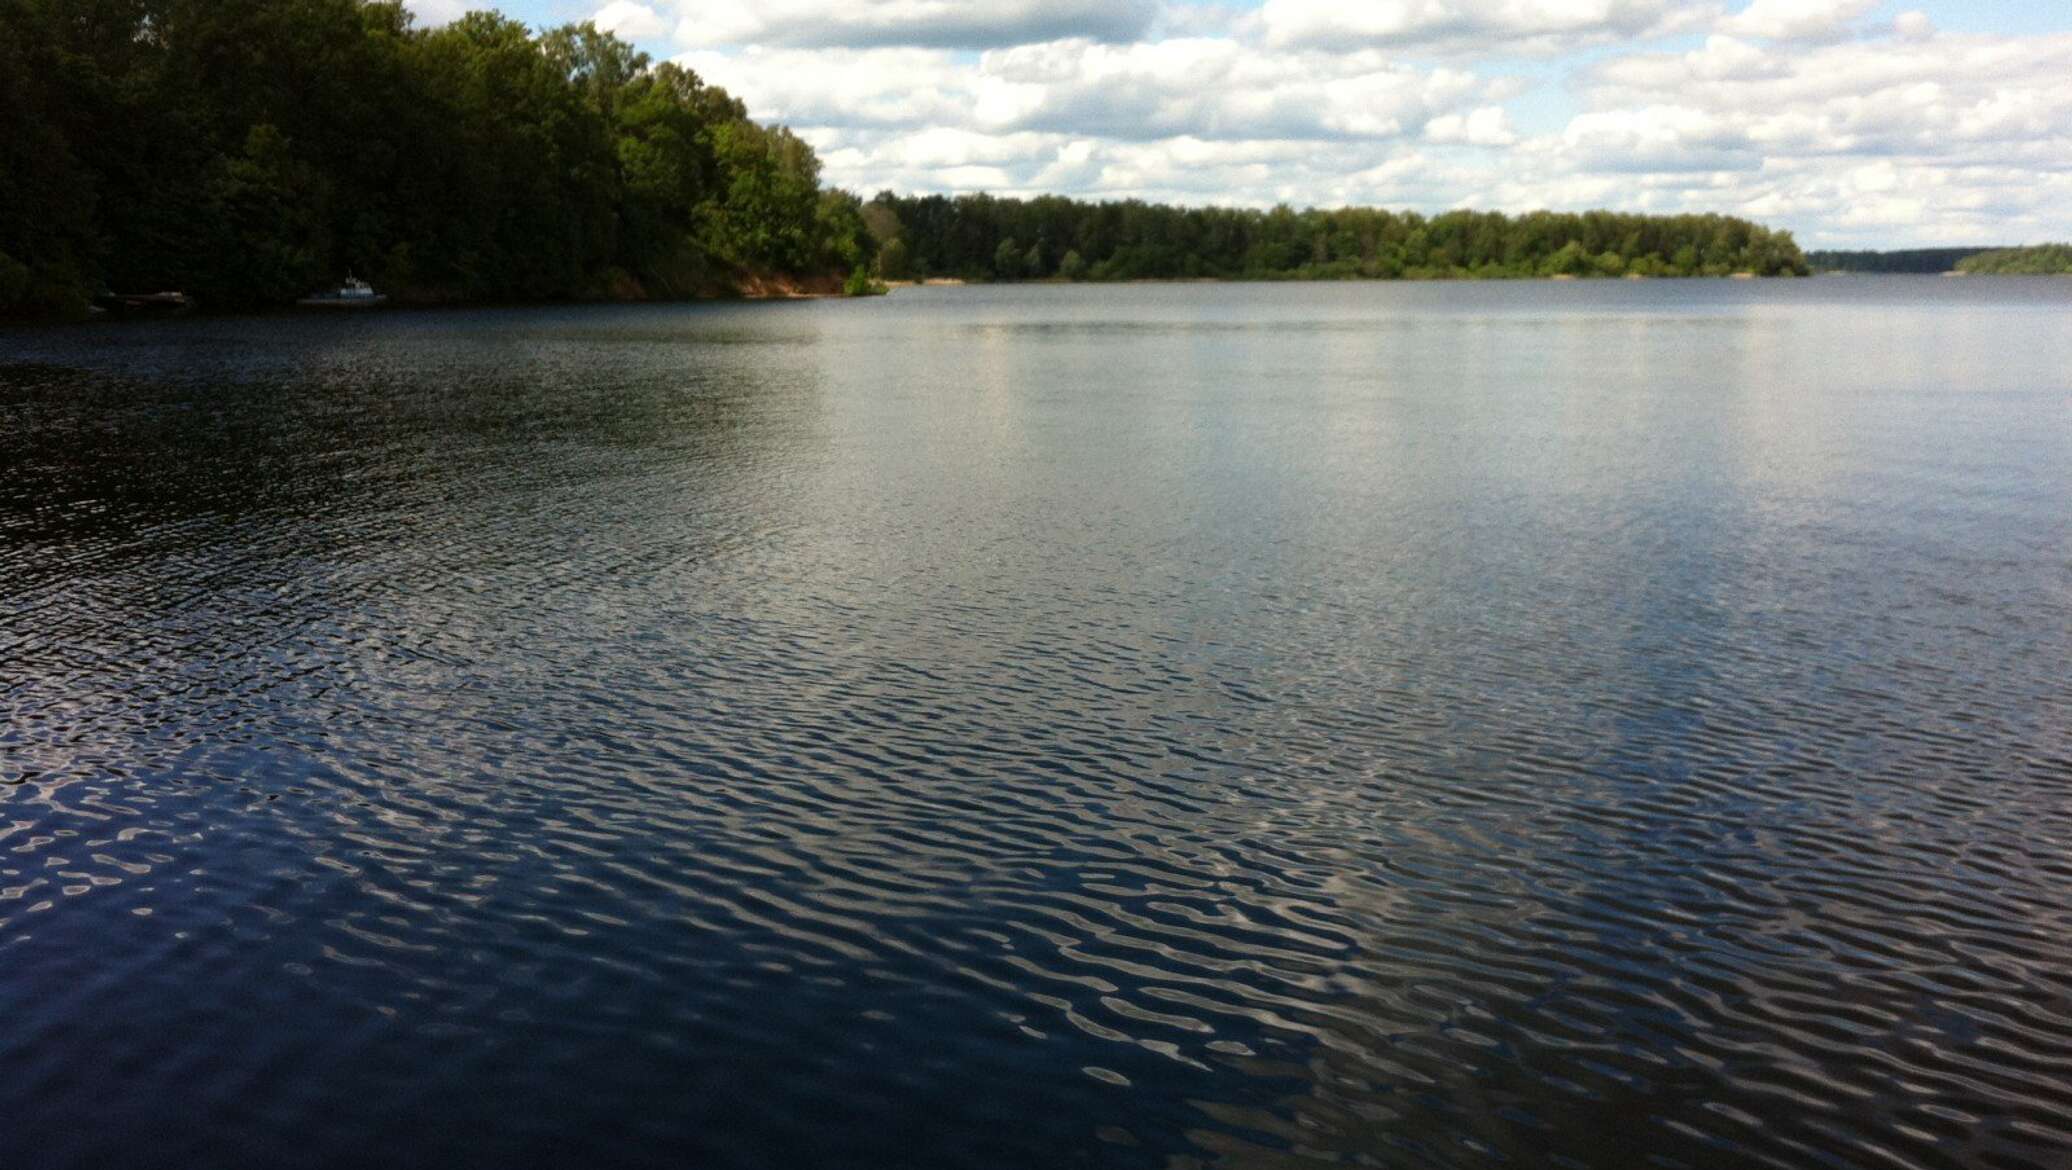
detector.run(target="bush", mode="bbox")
[843,264,885,297]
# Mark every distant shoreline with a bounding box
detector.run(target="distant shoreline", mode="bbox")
[35,269,2070,328]
[887,271,1781,288]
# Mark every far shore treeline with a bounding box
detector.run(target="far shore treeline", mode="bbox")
[869,197,1809,283]
[3,0,1812,318]
[1807,246,2072,276]
[1956,245,2072,276]
[1807,248,1993,275]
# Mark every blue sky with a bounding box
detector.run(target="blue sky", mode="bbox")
[404,1,2072,246]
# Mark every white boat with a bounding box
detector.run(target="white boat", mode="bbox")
[298,275,387,308]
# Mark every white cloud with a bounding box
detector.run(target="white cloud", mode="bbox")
[1893,11,1935,44]
[644,0,1157,49]
[403,0,468,26]
[632,1,2072,249]
[1426,106,1517,146]
[1719,0,1877,43]
[1543,29,2072,243]
[593,2,670,41]
[799,127,1487,209]
[676,47,982,128]
[680,40,1510,143]
[1560,105,1758,172]
[1582,31,2072,159]
[1260,0,1713,54]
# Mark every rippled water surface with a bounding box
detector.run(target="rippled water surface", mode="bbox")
[5,280,2072,1169]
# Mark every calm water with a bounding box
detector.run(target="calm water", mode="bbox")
[4,280,2071,1170]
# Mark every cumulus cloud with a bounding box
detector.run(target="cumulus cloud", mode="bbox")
[1259,0,1713,54]
[651,0,1157,49]
[1893,11,1935,44]
[1560,106,1757,172]
[1426,106,1517,146]
[681,40,1508,143]
[403,0,468,26]
[1581,31,2072,159]
[1718,0,1878,43]
[800,126,1488,209]
[1549,29,2072,242]
[675,47,982,128]
[593,2,670,41]
[620,0,2072,248]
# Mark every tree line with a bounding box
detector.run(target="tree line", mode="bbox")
[1956,245,2072,276]
[1805,249,1993,275]
[0,0,876,315]
[862,194,1809,283]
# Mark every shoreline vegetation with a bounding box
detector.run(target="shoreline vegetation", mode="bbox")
[1807,246,2072,276]
[3,1,1811,321]
[1955,245,2072,276]
[1808,248,1995,275]
[868,197,1808,285]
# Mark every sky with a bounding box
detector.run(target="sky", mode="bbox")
[402,0,2072,248]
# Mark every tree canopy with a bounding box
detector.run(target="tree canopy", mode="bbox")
[0,0,871,314]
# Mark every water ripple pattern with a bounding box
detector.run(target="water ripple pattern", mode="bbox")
[4,281,2072,1170]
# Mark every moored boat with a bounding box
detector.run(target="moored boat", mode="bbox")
[298,275,387,308]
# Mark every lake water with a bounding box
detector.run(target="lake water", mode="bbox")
[4,280,2071,1170]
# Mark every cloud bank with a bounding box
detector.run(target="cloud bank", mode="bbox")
[579,1,2071,246]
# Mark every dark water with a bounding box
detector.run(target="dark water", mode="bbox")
[4,280,2071,1170]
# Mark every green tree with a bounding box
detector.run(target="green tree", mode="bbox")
[194,123,332,305]
[877,237,911,280]
[1540,241,1589,277]
[0,0,104,313]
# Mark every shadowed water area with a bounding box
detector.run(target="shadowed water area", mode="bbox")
[4,280,2071,1169]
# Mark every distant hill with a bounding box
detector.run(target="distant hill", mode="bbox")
[1806,248,2000,274]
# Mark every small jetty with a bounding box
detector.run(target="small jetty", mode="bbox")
[298,276,387,308]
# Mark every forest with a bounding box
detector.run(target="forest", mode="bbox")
[0,0,876,315]
[864,194,1810,282]
[1955,245,2072,275]
[2,0,1811,318]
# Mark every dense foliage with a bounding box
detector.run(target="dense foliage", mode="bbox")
[1806,249,1993,274]
[1956,245,2072,275]
[864,194,1809,282]
[0,0,871,314]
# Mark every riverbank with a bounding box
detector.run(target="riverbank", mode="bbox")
[7,268,1847,324]
[0,270,867,322]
